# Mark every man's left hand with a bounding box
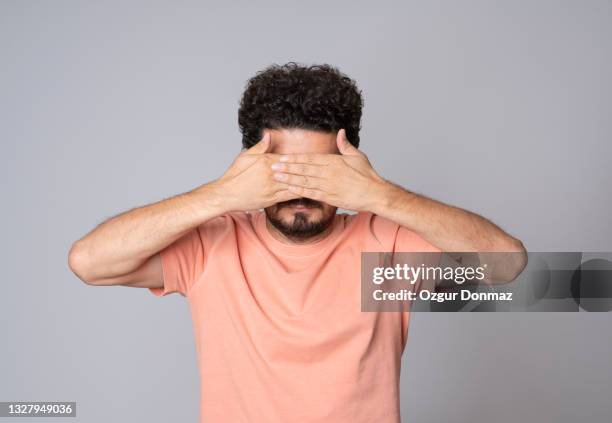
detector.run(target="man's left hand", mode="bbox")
[270,129,392,212]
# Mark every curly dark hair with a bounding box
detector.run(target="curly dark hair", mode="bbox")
[238,62,364,149]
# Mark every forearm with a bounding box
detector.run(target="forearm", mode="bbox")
[371,181,525,253]
[69,182,226,281]
[369,181,527,282]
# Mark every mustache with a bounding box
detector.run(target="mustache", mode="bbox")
[276,197,323,209]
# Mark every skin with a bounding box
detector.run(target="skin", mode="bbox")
[271,129,527,282]
[263,129,339,243]
[68,128,527,289]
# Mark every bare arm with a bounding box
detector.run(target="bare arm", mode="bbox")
[372,182,527,284]
[269,129,527,284]
[68,184,226,288]
[68,132,298,288]
[375,182,525,253]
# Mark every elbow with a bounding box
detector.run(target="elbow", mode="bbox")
[68,241,100,285]
[508,238,528,281]
[483,236,527,284]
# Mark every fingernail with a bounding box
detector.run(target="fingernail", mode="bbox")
[273,173,286,181]
[271,162,283,170]
[279,155,289,162]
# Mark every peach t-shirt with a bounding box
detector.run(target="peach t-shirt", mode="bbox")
[150,210,438,423]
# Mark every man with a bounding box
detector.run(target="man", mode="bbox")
[68,62,526,423]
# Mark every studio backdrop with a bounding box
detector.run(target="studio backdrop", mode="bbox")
[1,1,611,422]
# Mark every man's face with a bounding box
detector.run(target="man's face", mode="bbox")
[264,128,338,241]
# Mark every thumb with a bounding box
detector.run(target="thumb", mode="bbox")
[246,131,271,154]
[337,129,359,155]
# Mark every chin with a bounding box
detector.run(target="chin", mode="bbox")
[264,200,337,240]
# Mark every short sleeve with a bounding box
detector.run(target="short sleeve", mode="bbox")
[149,227,205,297]
[368,214,442,293]
[395,226,443,293]
[367,212,441,253]
[394,226,441,253]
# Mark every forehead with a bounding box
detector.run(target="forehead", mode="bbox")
[268,128,339,154]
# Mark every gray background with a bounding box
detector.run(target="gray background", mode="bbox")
[1,0,611,422]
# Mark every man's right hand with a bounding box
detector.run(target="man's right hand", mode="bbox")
[68,130,297,288]
[208,131,300,212]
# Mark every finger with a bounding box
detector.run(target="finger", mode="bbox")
[286,185,326,201]
[336,129,361,156]
[270,162,326,177]
[272,172,325,188]
[278,153,333,165]
[245,131,271,155]
[273,189,301,203]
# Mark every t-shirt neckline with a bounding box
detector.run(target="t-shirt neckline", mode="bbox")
[253,210,344,257]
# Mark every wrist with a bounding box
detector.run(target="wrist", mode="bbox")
[367,179,398,215]
[369,180,416,218]
[189,181,231,218]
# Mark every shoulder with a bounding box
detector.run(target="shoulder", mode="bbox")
[342,211,439,252]
[200,210,259,229]
[342,210,400,232]
[335,211,400,250]
[194,210,259,242]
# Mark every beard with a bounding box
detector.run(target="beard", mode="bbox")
[265,197,336,241]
